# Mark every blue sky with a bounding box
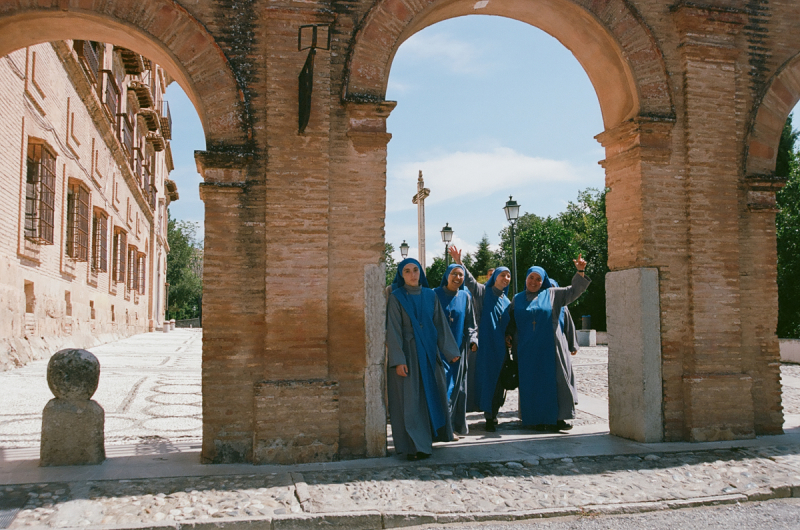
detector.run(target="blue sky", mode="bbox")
[164,15,798,262]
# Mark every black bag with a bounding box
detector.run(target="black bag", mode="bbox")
[499,354,518,391]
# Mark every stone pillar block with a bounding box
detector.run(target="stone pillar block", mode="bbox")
[253,380,339,464]
[40,348,105,466]
[364,263,387,457]
[606,268,663,442]
[577,330,597,347]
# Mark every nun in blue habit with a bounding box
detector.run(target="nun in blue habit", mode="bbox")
[507,256,590,431]
[386,258,462,460]
[449,246,513,432]
[433,264,478,435]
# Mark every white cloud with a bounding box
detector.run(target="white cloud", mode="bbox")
[387,147,588,212]
[397,31,489,75]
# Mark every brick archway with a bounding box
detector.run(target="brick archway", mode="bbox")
[746,52,800,179]
[0,0,248,147]
[344,0,672,129]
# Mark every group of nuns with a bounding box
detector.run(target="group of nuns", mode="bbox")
[385,245,590,461]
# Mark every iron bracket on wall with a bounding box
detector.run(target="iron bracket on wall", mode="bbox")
[298,24,331,133]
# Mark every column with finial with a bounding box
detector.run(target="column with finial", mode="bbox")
[412,170,430,269]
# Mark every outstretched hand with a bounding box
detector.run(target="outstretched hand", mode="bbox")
[448,245,463,265]
[573,253,587,272]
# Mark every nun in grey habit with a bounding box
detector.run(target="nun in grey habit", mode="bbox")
[386,258,462,460]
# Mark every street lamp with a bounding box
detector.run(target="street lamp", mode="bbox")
[503,196,520,295]
[399,240,409,259]
[440,223,453,266]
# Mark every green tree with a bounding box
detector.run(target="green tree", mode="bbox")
[425,257,447,288]
[496,187,609,330]
[384,242,397,286]
[559,188,609,330]
[471,234,497,276]
[166,210,203,320]
[777,115,800,337]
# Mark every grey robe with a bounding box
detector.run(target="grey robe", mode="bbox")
[508,273,590,422]
[386,285,461,456]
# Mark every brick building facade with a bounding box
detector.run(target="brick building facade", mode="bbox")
[0,0,797,464]
[0,40,177,370]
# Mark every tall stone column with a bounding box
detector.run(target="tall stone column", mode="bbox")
[196,151,265,463]
[597,116,675,443]
[250,7,340,464]
[328,100,396,458]
[674,3,754,441]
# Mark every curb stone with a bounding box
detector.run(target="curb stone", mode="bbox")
[11,488,800,530]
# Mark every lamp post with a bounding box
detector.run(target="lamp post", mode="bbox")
[440,223,453,266]
[503,196,520,295]
[399,240,409,259]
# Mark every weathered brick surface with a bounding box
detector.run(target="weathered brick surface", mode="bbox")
[3,0,800,461]
[0,41,173,369]
[253,379,339,464]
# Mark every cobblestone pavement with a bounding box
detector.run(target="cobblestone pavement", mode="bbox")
[1,333,800,529]
[0,330,202,448]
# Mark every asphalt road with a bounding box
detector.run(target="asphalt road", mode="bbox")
[430,498,800,529]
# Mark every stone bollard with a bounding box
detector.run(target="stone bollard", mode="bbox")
[163,321,170,333]
[40,349,105,466]
[170,319,176,330]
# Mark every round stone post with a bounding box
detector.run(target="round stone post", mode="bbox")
[40,349,105,466]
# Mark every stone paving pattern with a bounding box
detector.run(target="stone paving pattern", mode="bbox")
[1,331,800,529]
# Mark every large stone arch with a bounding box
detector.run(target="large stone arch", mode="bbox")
[746,52,800,179]
[338,0,677,447]
[0,0,248,147]
[343,0,672,129]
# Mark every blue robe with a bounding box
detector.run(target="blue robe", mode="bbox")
[510,269,590,426]
[474,268,512,415]
[434,264,478,434]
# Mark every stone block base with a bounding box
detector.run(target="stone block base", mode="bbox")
[683,374,755,441]
[40,399,105,466]
[606,268,663,442]
[577,330,597,347]
[253,379,339,464]
[780,339,800,364]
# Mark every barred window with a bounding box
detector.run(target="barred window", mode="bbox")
[127,245,138,292]
[137,253,146,295]
[112,228,127,283]
[66,180,90,261]
[24,142,56,244]
[92,210,108,272]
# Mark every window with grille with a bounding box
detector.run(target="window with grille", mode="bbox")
[112,228,127,283]
[92,210,108,272]
[66,180,90,261]
[137,253,146,295]
[127,245,138,292]
[24,142,56,244]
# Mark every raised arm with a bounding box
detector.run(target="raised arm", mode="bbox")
[553,254,591,307]
[449,245,484,299]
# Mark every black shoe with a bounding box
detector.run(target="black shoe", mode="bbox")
[556,420,573,431]
[531,424,547,432]
[485,419,496,432]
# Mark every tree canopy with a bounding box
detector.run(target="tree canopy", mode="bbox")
[777,115,800,338]
[166,211,203,320]
[496,188,609,330]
